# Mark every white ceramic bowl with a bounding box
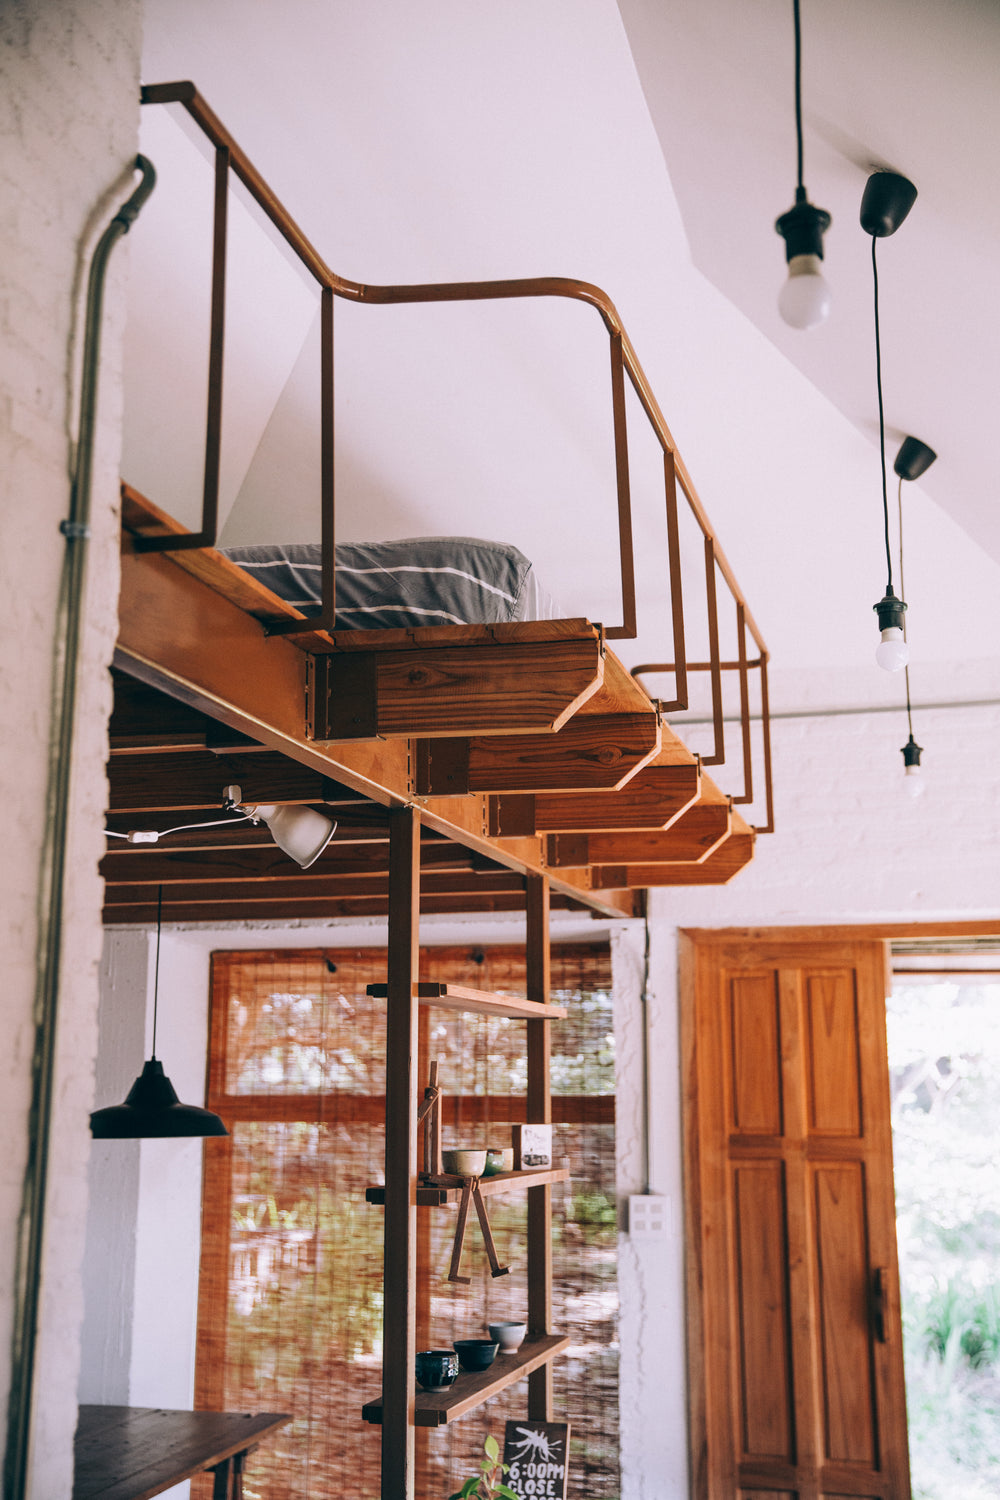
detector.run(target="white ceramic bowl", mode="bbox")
[488,1320,527,1352]
[442,1148,487,1176]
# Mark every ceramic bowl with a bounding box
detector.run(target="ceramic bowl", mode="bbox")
[483,1147,514,1175]
[487,1320,526,1352]
[415,1349,459,1390]
[442,1148,487,1176]
[453,1338,499,1372]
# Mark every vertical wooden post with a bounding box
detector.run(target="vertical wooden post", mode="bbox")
[381,805,420,1499]
[525,872,554,1420]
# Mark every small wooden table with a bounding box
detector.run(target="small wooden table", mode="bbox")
[74,1405,292,1500]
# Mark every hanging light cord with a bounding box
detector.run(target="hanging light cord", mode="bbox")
[872,235,894,593]
[898,474,915,735]
[793,0,804,191]
[151,883,163,1058]
[105,812,253,842]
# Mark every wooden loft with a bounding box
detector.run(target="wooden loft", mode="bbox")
[106,487,756,924]
[99,84,779,1500]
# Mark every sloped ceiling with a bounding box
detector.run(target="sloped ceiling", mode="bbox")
[132,0,1000,748]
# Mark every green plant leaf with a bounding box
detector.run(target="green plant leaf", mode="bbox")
[495,1485,522,1500]
[484,1434,500,1462]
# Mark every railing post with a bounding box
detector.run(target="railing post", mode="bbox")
[733,601,753,805]
[701,537,725,767]
[605,333,637,641]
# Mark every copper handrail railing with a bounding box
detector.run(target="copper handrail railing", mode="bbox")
[135,81,773,831]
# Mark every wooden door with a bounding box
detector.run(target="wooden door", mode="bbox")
[682,933,910,1500]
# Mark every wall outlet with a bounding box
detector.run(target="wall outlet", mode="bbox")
[628,1193,673,1240]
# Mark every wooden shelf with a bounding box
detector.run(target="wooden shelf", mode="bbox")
[361,1334,570,1427]
[365,1166,569,1206]
[366,981,566,1020]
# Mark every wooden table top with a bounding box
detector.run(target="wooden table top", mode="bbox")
[73,1405,292,1500]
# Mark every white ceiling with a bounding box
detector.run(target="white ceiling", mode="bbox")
[132,0,1000,773]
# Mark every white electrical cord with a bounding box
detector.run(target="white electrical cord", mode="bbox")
[105,812,254,844]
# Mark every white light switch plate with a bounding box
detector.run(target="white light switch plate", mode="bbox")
[628,1193,673,1240]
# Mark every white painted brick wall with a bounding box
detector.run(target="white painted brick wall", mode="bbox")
[616,700,1000,1496]
[0,2,140,1493]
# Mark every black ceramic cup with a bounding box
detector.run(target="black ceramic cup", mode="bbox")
[453,1338,499,1372]
[415,1349,459,1390]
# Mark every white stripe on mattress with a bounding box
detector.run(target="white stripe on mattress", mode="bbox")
[333,604,470,624]
[235,558,517,603]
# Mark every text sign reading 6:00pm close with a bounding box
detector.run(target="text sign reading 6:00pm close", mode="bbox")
[502,1420,570,1499]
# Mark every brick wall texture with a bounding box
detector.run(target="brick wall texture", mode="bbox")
[0,2,141,1492]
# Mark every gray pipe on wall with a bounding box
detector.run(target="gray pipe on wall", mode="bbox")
[4,154,156,1500]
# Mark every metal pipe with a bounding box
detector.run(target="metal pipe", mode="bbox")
[4,154,156,1500]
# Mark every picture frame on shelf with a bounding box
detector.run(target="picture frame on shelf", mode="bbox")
[512,1122,552,1170]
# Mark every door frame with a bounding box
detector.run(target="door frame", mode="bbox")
[680,918,1000,1500]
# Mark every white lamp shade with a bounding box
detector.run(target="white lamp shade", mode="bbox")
[252,804,338,868]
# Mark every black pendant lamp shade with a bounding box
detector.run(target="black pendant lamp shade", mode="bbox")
[90,886,228,1140]
[90,1059,228,1139]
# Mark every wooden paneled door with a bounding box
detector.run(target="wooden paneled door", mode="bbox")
[681,933,910,1500]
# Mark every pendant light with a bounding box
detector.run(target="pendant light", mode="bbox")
[774,0,832,329]
[893,435,936,796]
[861,170,918,671]
[90,886,228,1139]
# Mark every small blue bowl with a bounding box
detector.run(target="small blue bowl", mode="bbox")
[453,1338,499,1372]
[416,1349,459,1390]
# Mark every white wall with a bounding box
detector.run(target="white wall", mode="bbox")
[615,699,1000,1498]
[0,3,140,1492]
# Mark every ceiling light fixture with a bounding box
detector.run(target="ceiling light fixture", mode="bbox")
[775,0,831,329]
[105,785,337,867]
[90,885,229,1139]
[861,169,918,672]
[224,785,338,869]
[893,435,936,796]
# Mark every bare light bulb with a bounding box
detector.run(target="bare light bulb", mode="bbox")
[875,627,909,672]
[778,253,831,329]
[903,764,925,799]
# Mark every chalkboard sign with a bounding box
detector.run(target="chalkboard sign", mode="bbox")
[503,1420,570,1499]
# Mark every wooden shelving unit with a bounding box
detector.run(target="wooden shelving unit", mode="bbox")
[366,980,566,1022]
[361,1335,571,1427]
[365,1166,569,1206]
[374,817,564,1497]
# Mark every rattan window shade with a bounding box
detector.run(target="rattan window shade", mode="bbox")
[196,943,618,1499]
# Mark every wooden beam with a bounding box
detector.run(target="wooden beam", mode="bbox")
[104,892,599,924]
[102,869,524,911]
[106,749,350,813]
[414,711,661,795]
[308,637,604,740]
[526,873,554,1421]
[98,839,473,887]
[382,806,421,1500]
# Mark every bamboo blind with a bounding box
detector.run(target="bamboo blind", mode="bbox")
[195,944,618,1499]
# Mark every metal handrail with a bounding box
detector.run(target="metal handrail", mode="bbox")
[136,81,773,829]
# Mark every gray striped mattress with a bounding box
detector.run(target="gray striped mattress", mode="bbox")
[220,536,557,628]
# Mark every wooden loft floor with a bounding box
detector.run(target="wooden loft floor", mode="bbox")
[104,488,754,924]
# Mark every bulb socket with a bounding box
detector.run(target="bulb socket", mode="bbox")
[860,171,917,238]
[873,589,907,632]
[894,436,937,482]
[901,734,923,769]
[775,189,832,262]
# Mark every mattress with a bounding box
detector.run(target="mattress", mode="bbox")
[220,536,558,629]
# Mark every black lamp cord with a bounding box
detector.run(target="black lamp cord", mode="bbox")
[872,236,894,594]
[898,474,915,736]
[793,0,804,192]
[151,884,162,1059]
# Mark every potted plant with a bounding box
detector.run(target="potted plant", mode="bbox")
[448,1434,520,1500]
